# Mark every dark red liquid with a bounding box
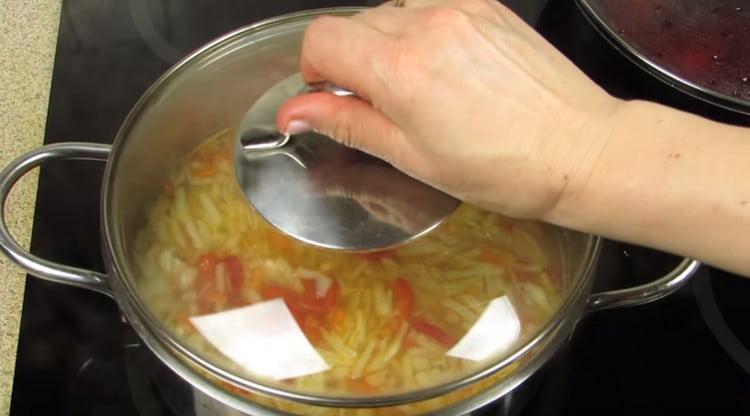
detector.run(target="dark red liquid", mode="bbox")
[592,0,750,100]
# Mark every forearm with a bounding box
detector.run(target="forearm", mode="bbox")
[549,100,750,276]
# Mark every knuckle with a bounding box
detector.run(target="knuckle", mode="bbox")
[471,0,504,18]
[308,15,337,31]
[462,0,489,9]
[303,16,338,49]
[376,39,413,80]
[373,39,427,101]
[419,6,472,29]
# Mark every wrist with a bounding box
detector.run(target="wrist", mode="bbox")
[538,95,627,227]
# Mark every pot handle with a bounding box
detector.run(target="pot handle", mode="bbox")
[0,142,113,297]
[585,257,700,312]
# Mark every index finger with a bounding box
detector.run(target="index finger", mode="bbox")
[300,15,390,101]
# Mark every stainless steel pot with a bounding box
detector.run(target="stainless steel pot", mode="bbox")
[0,7,700,415]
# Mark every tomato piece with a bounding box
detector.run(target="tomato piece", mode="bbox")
[261,285,307,323]
[222,256,245,291]
[195,252,220,299]
[323,281,340,309]
[296,277,341,315]
[302,315,323,344]
[195,254,222,312]
[197,253,220,277]
[393,277,414,319]
[302,278,317,297]
[287,302,309,326]
[262,276,340,327]
[197,253,219,271]
[297,299,328,315]
[220,256,244,307]
[515,269,538,283]
[262,284,313,320]
[294,279,323,313]
[410,317,456,348]
[196,254,249,306]
[261,285,289,301]
[198,288,222,314]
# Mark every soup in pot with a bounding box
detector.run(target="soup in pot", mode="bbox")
[135,129,565,408]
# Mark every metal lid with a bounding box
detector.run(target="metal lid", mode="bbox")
[234,74,460,251]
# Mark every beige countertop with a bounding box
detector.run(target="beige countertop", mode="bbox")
[0,1,62,414]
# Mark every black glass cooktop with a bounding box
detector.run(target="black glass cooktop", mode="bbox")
[10,0,750,415]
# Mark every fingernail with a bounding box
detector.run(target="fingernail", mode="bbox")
[284,120,312,135]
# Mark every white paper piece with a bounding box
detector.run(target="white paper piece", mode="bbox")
[189,299,330,380]
[447,296,521,362]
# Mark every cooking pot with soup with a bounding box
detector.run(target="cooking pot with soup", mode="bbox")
[577,0,750,114]
[0,8,700,415]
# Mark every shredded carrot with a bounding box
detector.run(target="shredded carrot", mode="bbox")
[251,268,265,290]
[329,307,346,333]
[546,263,562,288]
[358,250,396,262]
[498,220,515,234]
[267,230,293,252]
[389,317,403,333]
[403,334,419,350]
[377,324,394,338]
[377,316,404,338]
[466,286,481,296]
[162,180,174,198]
[410,317,457,348]
[480,248,511,267]
[191,165,217,178]
[215,145,232,161]
[347,378,380,395]
[220,380,250,396]
[176,313,195,331]
[393,277,415,319]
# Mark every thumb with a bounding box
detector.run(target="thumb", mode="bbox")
[276,92,406,164]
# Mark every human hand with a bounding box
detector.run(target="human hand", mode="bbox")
[277,0,621,220]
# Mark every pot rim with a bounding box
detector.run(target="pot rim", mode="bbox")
[101,6,602,408]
